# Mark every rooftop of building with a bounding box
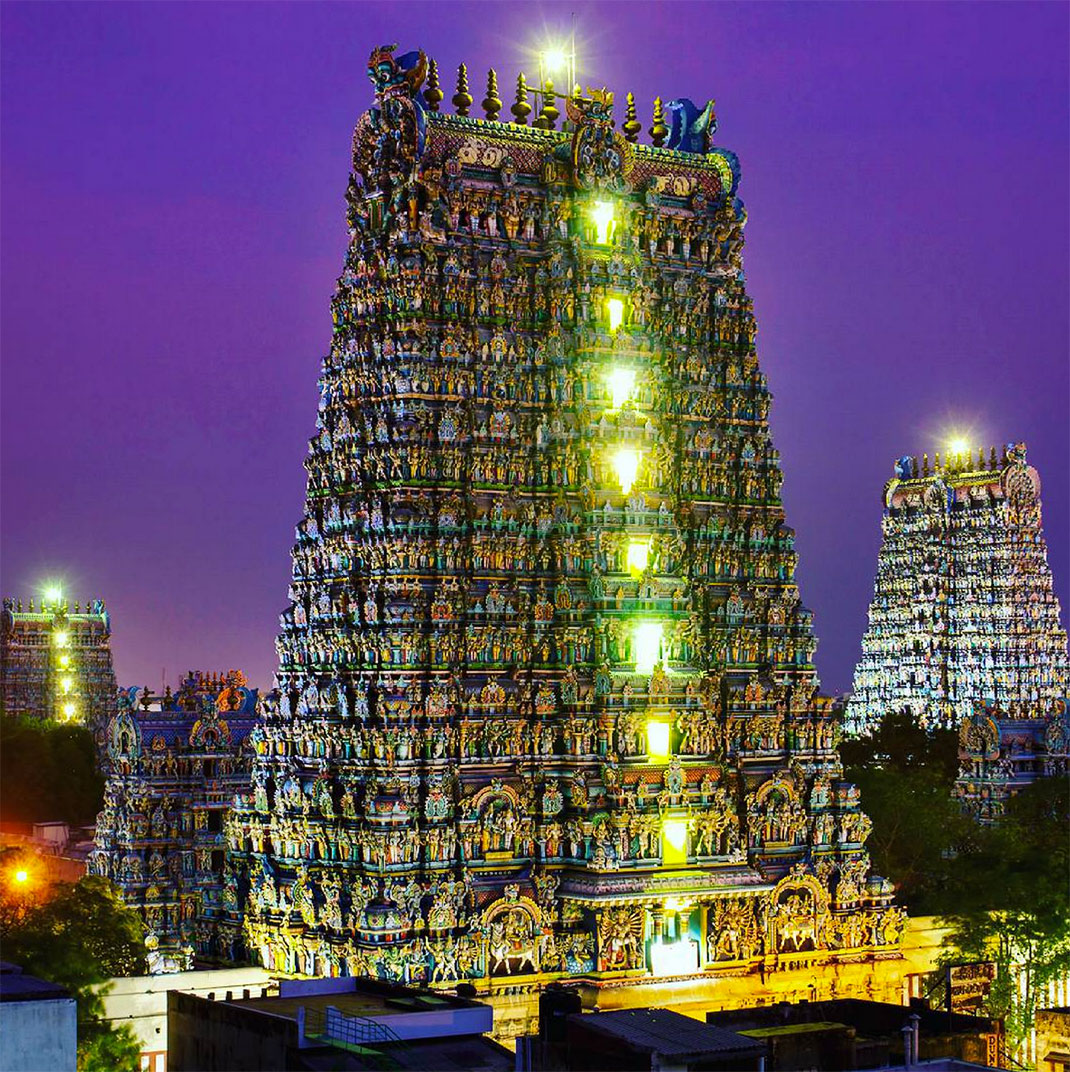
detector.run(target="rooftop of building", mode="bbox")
[707,998,999,1038]
[0,962,72,1003]
[572,1007,768,1060]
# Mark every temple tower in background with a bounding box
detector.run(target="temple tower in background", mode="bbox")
[846,444,1068,736]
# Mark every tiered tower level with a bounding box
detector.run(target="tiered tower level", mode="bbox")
[846,444,1068,736]
[1,593,116,735]
[229,46,902,988]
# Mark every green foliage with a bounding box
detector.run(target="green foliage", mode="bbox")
[842,709,963,913]
[0,716,104,826]
[0,876,147,1069]
[937,778,1070,1055]
[77,1021,142,1072]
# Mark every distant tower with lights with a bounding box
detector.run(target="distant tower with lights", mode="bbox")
[228,44,902,999]
[0,589,116,734]
[846,443,1069,736]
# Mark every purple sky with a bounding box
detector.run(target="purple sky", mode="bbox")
[2,2,1067,696]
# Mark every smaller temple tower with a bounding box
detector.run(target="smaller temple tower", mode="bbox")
[0,591,116,735]
[846,443,1068,735]
[90,671,258,971]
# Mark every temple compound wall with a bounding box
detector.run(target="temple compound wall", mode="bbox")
[226,44,903,998]
[91,671,258,968]
[846,445,1068,735]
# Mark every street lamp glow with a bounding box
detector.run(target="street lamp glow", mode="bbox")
[611,447,641,495]
[44,585,62,604]
[591,200,615,244]
[606,297,625,332]
[607,366,636,410]
[633,621,662,674]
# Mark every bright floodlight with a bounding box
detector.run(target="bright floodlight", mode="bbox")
[14,870,28,884]
[612,447,640,495]
[626,538,649,577]
[541,47,568,74]
[607,366,636,410]
[591,200,615,244]
[948,436,969,457]
[62,702,76,718]
[59,654,71,668]
[44,585,62,603]
[646,718,671,759]
[61,677,73,694]
[633,621,662,674]
[662,819,688,864]
[606,297,625,332]
[54,631,69,648]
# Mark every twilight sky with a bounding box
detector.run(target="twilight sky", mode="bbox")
[2,2,1067,696]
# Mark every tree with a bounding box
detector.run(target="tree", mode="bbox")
[937,777,1070,1058]
[0,876,147,1072]
[841,709,964,913]
[0,716,104,826]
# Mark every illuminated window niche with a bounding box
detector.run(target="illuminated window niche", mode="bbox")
[625,538,650,577]
[606,297,626,332]
[61,702,76,720]
[612,447,641,496]
[590,199,616,245]
[646,718,671,760]
[607,366,636,411]
[661,818,688,866]
[633,621,662,675]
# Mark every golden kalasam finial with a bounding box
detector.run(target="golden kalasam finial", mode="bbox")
[453,62,473,117]
[425,58,443,112]
[650,96,668,147]
[511,72,532,124]
[990,446,998,469]
[535,80,559,130]
[482,68,502,120]
[922,453,929,475]
[623,92,641,142]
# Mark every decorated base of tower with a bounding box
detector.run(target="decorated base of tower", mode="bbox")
[226,44,903,994]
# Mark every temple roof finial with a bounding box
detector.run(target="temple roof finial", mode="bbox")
[452,62,472,117]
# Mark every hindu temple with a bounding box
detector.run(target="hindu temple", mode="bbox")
[226,45,903,998]
[90,671,259,969]
[846,444,1068,736]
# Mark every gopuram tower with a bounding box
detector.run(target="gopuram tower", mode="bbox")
[846,444,1068,736]
[228,45,902,992]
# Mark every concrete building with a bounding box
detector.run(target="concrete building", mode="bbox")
[0,962,78,1072]
[100,965,275,1072]
[167,976,511,1071]
[706,997,1002,1070]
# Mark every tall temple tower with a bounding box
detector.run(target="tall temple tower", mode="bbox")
[846,444,1068,736]
[1,591,116,735]
[228,46,901,990]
